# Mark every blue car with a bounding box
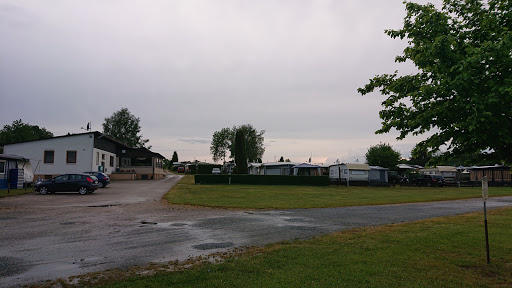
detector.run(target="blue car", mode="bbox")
[83,172,110,188]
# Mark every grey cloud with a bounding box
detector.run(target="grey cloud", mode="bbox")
[178,139,211,145]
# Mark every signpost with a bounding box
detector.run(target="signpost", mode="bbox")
[482,176,490,264]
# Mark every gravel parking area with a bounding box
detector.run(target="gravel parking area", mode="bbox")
[1,175,511,287]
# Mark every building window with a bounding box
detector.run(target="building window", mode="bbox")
[110,156,114,167]
[44,151,54,164]
[96,152,99,165]
[102,154,106,160]
[0,161,5,174]
[351,170,366,175]
[66,151,77,164]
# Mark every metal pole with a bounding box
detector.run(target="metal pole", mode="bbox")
[338,167,341,187]
[484,201,490,264]
[482,176,490,264]
[7,169,10,194]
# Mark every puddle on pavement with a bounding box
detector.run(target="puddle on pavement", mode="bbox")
[283,217,307,223]
[0,256,30,277]
[87,204,120,208]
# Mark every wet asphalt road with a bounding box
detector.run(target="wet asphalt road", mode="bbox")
[1,174,511,287]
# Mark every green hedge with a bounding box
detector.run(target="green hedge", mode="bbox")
[194,175,329,186]
[187,164,222,174]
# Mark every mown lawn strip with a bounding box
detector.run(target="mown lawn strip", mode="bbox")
[164,176,512,209]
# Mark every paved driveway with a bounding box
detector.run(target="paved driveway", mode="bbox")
[1,175,511,287]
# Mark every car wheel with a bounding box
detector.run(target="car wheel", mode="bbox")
[78,187,88,195]
[98,182,104,188]
[39,186,48,195]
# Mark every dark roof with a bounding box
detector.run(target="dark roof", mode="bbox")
[2,131,97,146]
[134,147,165,159]
[0,154,28,161]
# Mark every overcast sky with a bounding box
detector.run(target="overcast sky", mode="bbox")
[0,0,442,164]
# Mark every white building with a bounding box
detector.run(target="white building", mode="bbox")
[3,132,164,180]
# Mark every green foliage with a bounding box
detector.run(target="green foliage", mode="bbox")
[0,119,53,146]
[171,151,179,163]
[210,124,265,163]
[358,0,512,165]
[210,127,231,163]
[187,164,222,174]
[408,143,432,167]
[234,130,248,174]
[102,108,149,148]
[234,124,265,163]
[194,175,329,186]
[278,156,284,162]
[365,143,401,169]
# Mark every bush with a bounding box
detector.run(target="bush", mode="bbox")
[194,175,329,186]
[187,164,222,174]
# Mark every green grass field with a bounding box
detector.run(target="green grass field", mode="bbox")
[96,207,512,288]
[164,176,512,209]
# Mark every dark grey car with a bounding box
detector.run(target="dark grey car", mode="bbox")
[35,174,99,195]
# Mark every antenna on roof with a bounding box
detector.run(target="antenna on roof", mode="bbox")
[81,122,91,131]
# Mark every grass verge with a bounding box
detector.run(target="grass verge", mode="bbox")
[164,176,512,209]
[0,187,35,198]
[87,207,512,288]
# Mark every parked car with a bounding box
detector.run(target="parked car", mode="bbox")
[177,167,185,173]
[212,168,221,174]
[35,174,99,195]
[83,171,110,188]
[412,175,446,187]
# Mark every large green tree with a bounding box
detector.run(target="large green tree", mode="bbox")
[102,108,150,148]
[210,124,265,163]
[171,151,179,163]
[0,119,53,149]
[358,0,512,164]
[234,130,248,174]
[210,127,232,163]
[365,143,402,169]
